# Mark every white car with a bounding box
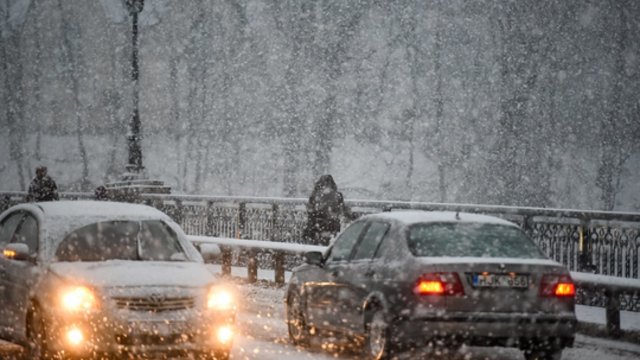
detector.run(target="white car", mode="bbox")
[0,201,235,359]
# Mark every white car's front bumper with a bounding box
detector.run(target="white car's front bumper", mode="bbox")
[43,304,235,357]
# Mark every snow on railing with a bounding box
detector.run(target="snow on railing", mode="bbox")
[188,235,325,285]
[571,272,640,335]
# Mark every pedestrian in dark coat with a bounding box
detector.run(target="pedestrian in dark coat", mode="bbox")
[302,174,352,246]
[27,166,59,202]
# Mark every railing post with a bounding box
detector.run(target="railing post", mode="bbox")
[206,200,215,236]
[521,216,533,236]
[270,203,285,284]
[174,199,184,226]
[238,202,246,239]
[605,289,621,336]
[247,248,258,283]
[271,203,280,241]
[579,218,594,273]
[221,246,232,277]
[274,251,285,285]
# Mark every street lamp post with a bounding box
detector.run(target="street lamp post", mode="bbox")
[125,0,144,177]
[103,0,170,199]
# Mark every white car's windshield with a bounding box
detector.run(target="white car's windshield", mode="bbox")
[55,220,188,262]
[407,222,547,259]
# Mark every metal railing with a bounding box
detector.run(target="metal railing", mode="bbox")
[2,191,640,278]
[2,190,640,278]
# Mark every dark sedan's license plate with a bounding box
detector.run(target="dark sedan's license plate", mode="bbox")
[472,273,529,288]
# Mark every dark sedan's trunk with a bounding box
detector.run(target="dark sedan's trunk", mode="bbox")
[419,260,574,315]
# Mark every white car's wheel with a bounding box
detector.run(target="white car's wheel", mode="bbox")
[197,350,230,360]
[25,305,51,360]
[286,291,310,346]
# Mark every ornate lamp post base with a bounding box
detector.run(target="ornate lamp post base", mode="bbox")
[103,178,171,202]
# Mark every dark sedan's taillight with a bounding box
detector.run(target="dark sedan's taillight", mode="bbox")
[539,274,575,297]
[414,272,465,296]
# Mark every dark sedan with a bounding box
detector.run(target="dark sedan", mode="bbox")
[285,211,576,360]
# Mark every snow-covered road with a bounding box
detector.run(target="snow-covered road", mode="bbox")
[232,283,640,360]
[1,282,639,359]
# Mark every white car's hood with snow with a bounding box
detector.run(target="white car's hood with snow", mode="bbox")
[49,260,215,288]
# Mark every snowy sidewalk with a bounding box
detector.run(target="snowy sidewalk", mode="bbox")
[576,305,640,332]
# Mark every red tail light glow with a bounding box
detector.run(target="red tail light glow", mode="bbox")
[554,282,575,297]
[414,273,464,296]
[540,274,575,297]
[415,280,445,295]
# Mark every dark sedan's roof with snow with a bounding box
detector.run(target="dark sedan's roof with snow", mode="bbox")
[363,210,518,227]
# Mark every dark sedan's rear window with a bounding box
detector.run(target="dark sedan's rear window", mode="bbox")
[407,222,546,259]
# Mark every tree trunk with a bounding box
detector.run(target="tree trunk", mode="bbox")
[58,0,90,190]
[2,0,33,190]
[281,41,302,197]
[433,12,445,203]
[596,0,629,211]
[313,91,336,177]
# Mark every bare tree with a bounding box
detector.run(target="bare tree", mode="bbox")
[182,0,208,192]
[1,0,32,190]
[102,12,126,183]
[267,1,315,196]
[596,0,637,210]
[311,1,369,178]
[488,1,557,206]
[57,0,90,191]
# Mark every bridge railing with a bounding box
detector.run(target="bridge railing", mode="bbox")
[151,196,640,279]
[1,190,639,279]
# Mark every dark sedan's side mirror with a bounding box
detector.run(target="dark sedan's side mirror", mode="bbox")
[3,243,31,261]
[304,251,324,266]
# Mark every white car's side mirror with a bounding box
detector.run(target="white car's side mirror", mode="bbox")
[3,243,31,261]
[199,243,222,262]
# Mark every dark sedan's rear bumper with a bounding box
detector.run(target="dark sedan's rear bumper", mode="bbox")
[391,312,576,348]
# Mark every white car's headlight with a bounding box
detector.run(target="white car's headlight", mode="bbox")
[207,286,234,311]
[60,286,98,312]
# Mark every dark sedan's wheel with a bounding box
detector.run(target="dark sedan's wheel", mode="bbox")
[364,310,392,360]
[24,305,50,360]
[286,291,310,346]
[523,347,563,360]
